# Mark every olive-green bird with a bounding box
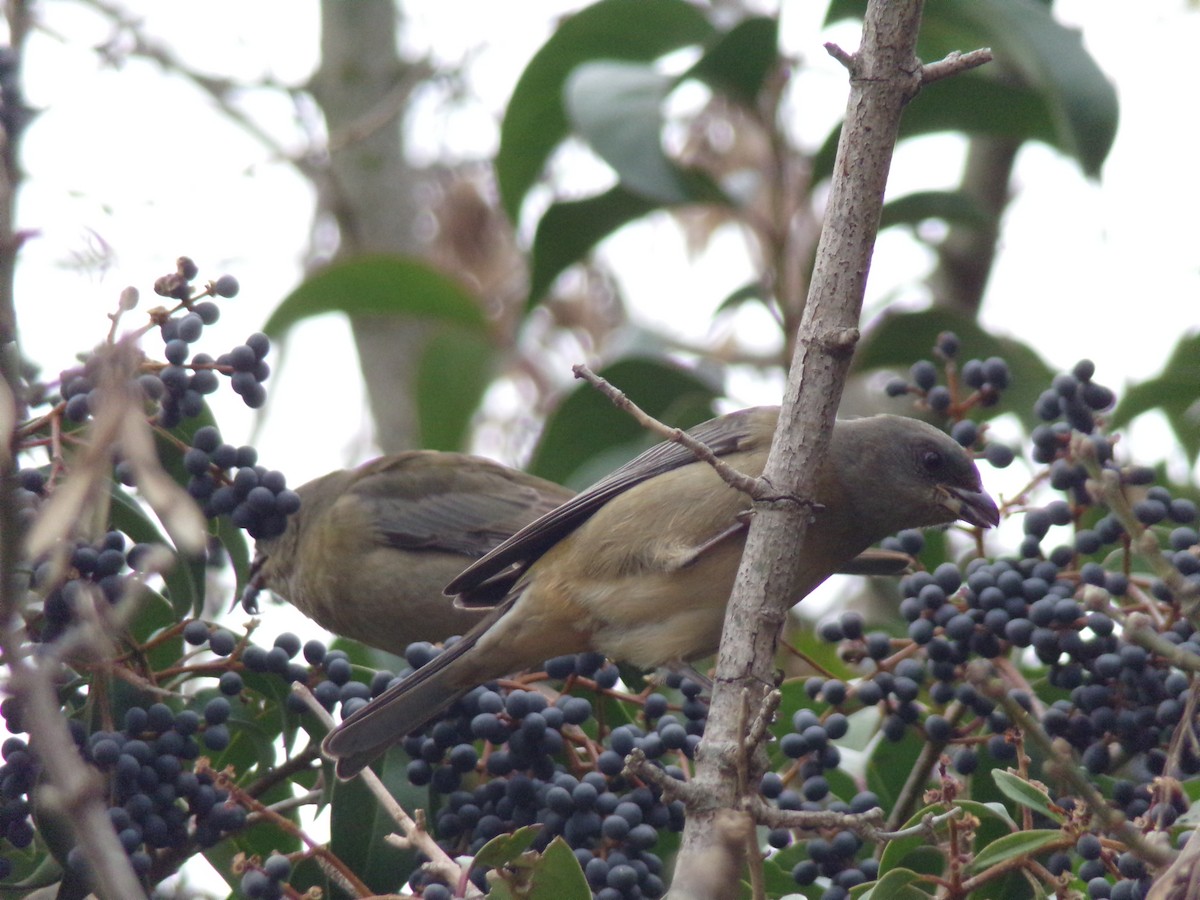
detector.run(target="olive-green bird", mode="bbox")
[242,452,575,653]
[323,409,999,777]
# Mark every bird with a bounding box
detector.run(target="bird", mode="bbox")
[323,408,999,777]
[240,451,576,654]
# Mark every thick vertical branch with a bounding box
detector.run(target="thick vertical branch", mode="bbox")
[311,0,434,452]
[673,2,929,894]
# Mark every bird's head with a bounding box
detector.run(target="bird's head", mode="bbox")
[833,415,1000,541]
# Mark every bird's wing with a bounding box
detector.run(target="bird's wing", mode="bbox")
[446,406,780,595]
[350,455,573,558]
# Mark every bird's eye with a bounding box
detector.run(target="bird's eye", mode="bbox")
[920,449,944,472]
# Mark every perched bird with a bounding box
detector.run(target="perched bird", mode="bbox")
[241,452,576,653]
[324,409,999,777]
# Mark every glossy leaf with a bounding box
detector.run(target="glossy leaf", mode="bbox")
[824,0,1116,176]
[812,76,1056,184]
[1111,333,1200,466]
[416,326,495,451]
[970,828,1062,873]
[528,187,657,306]
[263,255,486,340]
[880,190,990,232]
[865,726,925,812]
[327,749,422,894]
[564,60,687,204]
[108,483,207,619]
[685,16,778,106]
[528,836,592,899]
[496,0,714,221]
[475,824,545,868]
[991,769,1062,823]
[529,357,720,487]
[860,867,935,899]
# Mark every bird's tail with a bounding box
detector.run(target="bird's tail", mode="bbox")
[322,606,508,778]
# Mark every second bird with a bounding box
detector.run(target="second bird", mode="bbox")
[242,452,576,653]
[324,408,1000,777]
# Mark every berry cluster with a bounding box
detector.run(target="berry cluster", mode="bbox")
[884,332,1015,469]
[0,621,386,890]
[28,529,160,643]
[806,358,1200,899]
[342,642,698,899]
[180,425,300,540]
[239,853,292,900]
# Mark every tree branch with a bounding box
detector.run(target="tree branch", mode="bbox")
[673,2,962,893]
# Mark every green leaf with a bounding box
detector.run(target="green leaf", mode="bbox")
[528,187,657,305]
[880,190,990,232]
[416,326,495,451]
[497,0,715,221]
[475,824,545,868]
[111,472,207,620]
[1111,333,1200,466]
[877,804,946,878]
[859,867,935,899]
[564,60,688,204]
[865,727,925,813]
[812,76,1057,184]
[969,828,1062,873]
[824,0,1116,176]
[930,0,1118,176]
[715,281,769,314]
[327,748,422,894]
[526,836,592,899]
[528,357,720,487]
[991,769,1062,823]
[263,255,486,340]
[853,306,1054,430]
[685,16,778,106]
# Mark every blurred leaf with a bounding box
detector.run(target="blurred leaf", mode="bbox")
[529,357,721,487]
[991,769,1061,823]
[880,190,990,232]
[564,60,688,204]
[930,0,1117,176]
[497,0,715,221]
[854,307,1054,429]
[129,440,208,618]
[263,255,486,339]
[217,511,253,611]
[0,841,61,896]
[715,281,769,315]
[327,748,421,894]
[416,327,495,451]
[812,76,1056,184]
[865,728,925,813]
[824,0,1116,176]
[685,16,778,106]
[969,828,1061,873]
[528,187,657,305]
[758,855,807,898]
[1111,332,1200,465]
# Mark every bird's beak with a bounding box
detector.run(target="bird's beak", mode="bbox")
[237,553,269,614]
[940,485,1001,529]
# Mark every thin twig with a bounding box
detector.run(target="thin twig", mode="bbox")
[290,683,472,892]
[571,363,765,498]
